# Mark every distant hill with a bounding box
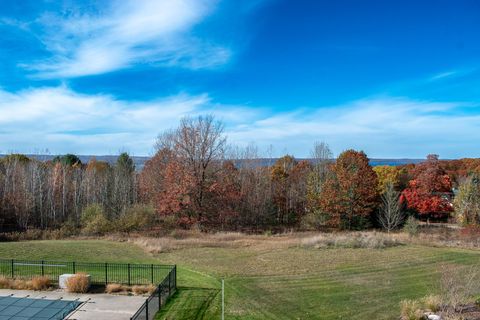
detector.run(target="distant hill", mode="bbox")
[0,154,151,170]
[369,159,425,166]
[0,154,424,171]
[234,158,424,168]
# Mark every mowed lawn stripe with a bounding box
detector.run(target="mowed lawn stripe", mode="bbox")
[1,239,479,319]
[155,244,480,319]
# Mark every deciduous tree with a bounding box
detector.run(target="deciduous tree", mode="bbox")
[153,115,227,225]
[454,174,480,226]
[319,150,378,230]
[378,182,404,232]
[400,155,453,219]
[373,165,399,194]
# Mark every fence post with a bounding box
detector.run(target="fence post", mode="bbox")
[11,259,14,278]
[222,279,224,320]
[158,285,162,308]
[72,262,76,274]
[128,264,131,286]
[41,260,44,277]
[168,270,171,295]
[151,264,154,284]
[174,265,177,290]
[145,299,149,319]
[105,263,108,285]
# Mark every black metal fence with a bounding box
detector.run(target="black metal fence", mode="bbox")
[0,258,175,286]
[130,265,177,320]
[0,258,178,319]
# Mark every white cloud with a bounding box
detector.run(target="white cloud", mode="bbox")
[226,97,480,158]
[1,87,479,158]
[0,86,212,155]
[25,0,229,78]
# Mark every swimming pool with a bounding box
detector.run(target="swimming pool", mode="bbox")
[0,296,81,320]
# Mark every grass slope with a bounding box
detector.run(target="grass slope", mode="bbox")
[0,240,158,263]
[155,244,480,320]
[0,239,479,319]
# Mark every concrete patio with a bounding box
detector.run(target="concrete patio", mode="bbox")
[0,289,147,320]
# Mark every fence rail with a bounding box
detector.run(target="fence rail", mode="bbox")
[0,258,175,286]
[0,258,177,319]
[130,266,177,320]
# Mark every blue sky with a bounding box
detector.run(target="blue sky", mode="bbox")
[1,0,480,158]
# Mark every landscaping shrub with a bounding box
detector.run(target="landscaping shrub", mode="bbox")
[403,216,419,237]
[30,276,51,291]
[81,204,111,235]
[65,273,90,293]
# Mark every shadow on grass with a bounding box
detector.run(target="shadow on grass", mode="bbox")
[155,286,220,320]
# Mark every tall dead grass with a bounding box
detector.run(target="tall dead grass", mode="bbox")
[301,232,403,249]
[130,231,301,254]
[132,284,156,295]
[65,273,90,293]
[104,283,156,295]
[30,276,51,290]
[105,283,126,293]
[125,227,480,256]
[0,276,51,291]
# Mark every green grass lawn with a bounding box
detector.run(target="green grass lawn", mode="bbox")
[0,239,479,319]
[0,240,172,285]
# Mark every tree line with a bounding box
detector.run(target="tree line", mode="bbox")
[1,115,480,234]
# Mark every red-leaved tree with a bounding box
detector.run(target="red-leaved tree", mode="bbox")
[400,154,453,219]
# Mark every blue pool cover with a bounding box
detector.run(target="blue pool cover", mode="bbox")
[0,296,81,320]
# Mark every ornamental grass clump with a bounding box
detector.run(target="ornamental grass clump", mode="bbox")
[105,283,127,294]
[132,284,156,295]
[400,299,424,320]
[65,273,90,293]
[0,276,11,289]
[30,276,51,291]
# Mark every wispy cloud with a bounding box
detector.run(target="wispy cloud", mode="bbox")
[20,0,229,78]
[227,97,480,158]
[1,87,479,158]
[428,67,478,82]
[429,71,458,81]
